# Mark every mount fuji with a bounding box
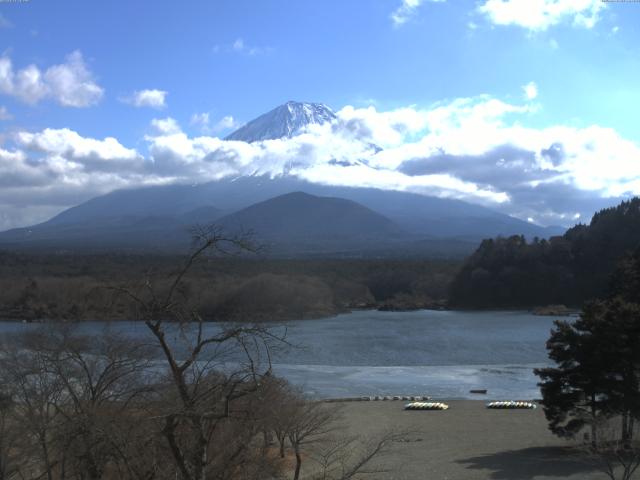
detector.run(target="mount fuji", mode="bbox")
[226,101,336,142]
[0,101,565,256]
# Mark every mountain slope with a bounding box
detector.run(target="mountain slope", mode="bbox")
[0,175,564,254]
[0,206,223,251]
[225,101,336,142]
[45,184,218,226]
[218,191,403,242]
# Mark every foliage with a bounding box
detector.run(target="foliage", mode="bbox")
[535,300,640,441]
[450,198,640,308]
[0,251,459,322]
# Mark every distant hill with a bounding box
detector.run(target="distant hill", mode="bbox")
[218,191,403,240]
[449,198,640,308]
[216,191,420,255]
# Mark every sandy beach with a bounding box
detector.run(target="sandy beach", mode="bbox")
[328,400,606,480]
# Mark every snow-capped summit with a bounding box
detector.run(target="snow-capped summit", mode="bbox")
[225,101,336,142]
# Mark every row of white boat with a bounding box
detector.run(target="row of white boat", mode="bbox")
[486,401,537,409]
[404,401,537,411]
[404,402,450,410]
[324,395,432,403]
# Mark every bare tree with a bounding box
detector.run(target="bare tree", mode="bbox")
[43,329,156,480]
[309,429,410,480]
[257,377,299,459]
[110,226,287,480]
[584,417,640,480]
[286,398,341,480]
[251,372,412,480]
[0,391,21,480]
[0,331,66,480]
[0,326,158,480]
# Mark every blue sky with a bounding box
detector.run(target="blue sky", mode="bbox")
[1,0,640,229]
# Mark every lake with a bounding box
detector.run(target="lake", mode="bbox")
[270,310,560,400]
[0,310,565,400]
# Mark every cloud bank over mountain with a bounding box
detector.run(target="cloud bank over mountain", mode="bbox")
[0,90,638,231]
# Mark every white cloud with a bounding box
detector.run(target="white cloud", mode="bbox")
[0,129,150,229]
[523,81,538,100]
[190,113,240,134]
[478,0,605,31]
[15,128,142,171]
[150,117,181,135]
[334,105,429,148]
[0,106,11,120]
[215,115,241,132]
[0,58,48,105]
[391,0,446,26]
[0,51,103,107]
[43,51,104,107]
[190,112,210,130]
[122,89,168,109]
[0,147,45,186]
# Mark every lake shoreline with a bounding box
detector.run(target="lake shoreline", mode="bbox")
[0,304,578,324]
[322,396,540,403]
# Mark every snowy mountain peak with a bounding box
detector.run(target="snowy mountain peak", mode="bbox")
[225,101,336,142]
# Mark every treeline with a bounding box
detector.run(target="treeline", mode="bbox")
[0,252,459,322]
[450,198,640,309]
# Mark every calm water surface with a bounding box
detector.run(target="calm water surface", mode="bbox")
[0,310,566,400]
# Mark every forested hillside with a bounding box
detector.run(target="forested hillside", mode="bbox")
[0,253,457,322]
[450,198,640,308]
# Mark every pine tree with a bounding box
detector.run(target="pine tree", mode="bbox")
[535,291,640,445]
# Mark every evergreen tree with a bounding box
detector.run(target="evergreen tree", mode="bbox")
[535,264,640,445]
[534,302,612,443]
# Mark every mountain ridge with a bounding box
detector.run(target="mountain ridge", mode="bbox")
[225,101,336,142]
[0,175,565,255]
